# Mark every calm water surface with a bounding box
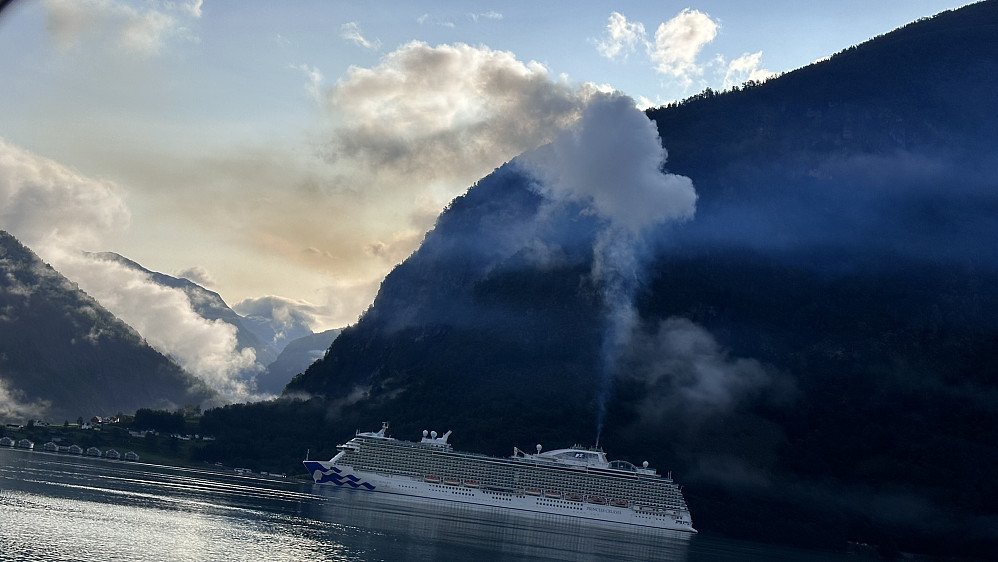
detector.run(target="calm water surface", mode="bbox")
[0,448,852,561]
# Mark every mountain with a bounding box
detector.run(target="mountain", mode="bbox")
[216,2,998,557]
[0,232,214,423]
[255,328,340,395]
[85,252,278,367]
[84,253,337,396]
[230,296,315,365]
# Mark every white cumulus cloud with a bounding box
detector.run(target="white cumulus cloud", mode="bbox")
[324,41,607,222]
[0,137,130,252]
[596,12,646,60]
[650,9,719,86]
[723,51,776,89]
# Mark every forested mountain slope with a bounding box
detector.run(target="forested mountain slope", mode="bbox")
[219,3,998,556]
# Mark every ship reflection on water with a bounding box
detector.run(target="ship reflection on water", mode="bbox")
[309,485,693,561]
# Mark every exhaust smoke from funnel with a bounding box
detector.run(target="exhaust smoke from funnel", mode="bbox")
[520,92,697,442]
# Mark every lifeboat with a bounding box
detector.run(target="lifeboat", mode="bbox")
[443,477,460,486]
[587,495,607,505]
[424,475,441,483]
[524,488,541,496]
[610,498,628,508]
[565,493,584,502]
[462,479,480,488]
[544,490,562,499]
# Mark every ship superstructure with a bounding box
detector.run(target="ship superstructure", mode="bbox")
[305,423,695,532]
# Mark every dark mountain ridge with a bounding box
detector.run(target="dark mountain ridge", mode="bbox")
[0,232,214,423]
[256,328,340,396]
[211,2,998,556]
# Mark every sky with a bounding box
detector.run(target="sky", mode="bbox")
[0,0,972,340]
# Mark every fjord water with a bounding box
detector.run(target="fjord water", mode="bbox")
[0,448,851,561]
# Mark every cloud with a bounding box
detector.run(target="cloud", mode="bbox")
[623,317,787,418]
[323,41,606,220]
[0,377,51,424]
[52,250,263,403]
[0,141,261,404]
[520,93,696,436]
[722,51,775,89]
[596,9,762,93]
[522,93,696,232]
[340,22,381,50]
[233,294,328,342]
[469,11,503,23]
[0,137,130,252]
[596,12,646,60]
[166,0,202,18]
[649,9,719,86]
[416,13,455,28]
[291,63,324,104]
[42,0,198,56]
[175,265,215,288]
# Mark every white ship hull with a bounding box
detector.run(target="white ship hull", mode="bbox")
[304,459,695,532]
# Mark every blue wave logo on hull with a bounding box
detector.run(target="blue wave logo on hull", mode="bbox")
[305,462,375,490]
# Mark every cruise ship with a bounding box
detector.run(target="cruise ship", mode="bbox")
[304,423,695,532]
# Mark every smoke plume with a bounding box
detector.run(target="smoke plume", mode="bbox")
[521,93,697,440]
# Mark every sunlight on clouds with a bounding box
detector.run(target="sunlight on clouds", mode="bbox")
[175,265,216,288]
[594,9,773,96]
[0,138,263,404]
[54,251,263,404]
[650,9,719,86]
[596,12,646,60]
[326,41,599,191]
[145,41,617,330]
[0,138,130,251]
[723,51,776,89]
